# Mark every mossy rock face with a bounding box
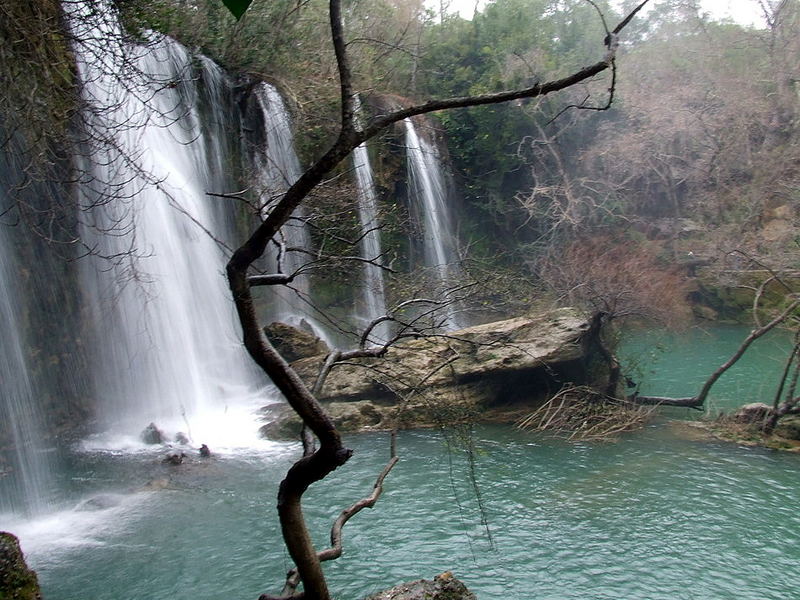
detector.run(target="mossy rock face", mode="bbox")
[0,532,42,600]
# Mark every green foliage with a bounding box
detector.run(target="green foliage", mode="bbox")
[414,0,619,248]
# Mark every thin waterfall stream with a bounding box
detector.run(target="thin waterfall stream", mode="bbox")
[0,215,50,515]
[404,118,464,330]
[249,82,333,345]
[351,97,390,343]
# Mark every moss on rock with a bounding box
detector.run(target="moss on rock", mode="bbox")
[364,572,477,600]
[0,532,42,600]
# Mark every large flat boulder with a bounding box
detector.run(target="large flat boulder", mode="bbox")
[263,308,595,437]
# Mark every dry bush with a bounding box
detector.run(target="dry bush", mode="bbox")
[517,385,654,441]
[540,234,693,328]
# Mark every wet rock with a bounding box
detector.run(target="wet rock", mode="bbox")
[364,572,476,600]
[259,412,301,441]
[174,432,190,445]
[263,321,329,362]
[327,401,383,430]
[141,422,165,445]
[257,309,593,438]
[0,532,41,600]
[292,308,589,405]
[258,397,459,440]
[162,451,186,465]
[692,304,718,321]
[259,309,602,439]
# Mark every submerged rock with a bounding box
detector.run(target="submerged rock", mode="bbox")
[140,477,170,491]
[161,451,186,465]
[364,572,476,600]
[76,493,123,512]
[141,422,165,445]
[0,532,41,600]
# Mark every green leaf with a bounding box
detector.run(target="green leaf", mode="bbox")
[221,0,253,20]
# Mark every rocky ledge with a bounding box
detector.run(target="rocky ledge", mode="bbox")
[261,308,600,438]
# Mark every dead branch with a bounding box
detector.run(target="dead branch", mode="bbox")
[518,385,652,440]
[630,395,704,409]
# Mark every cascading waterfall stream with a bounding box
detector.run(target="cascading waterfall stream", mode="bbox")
[68,1,270,448]
[403,118,464,330]
[250,82,332,344]
[351,97,390,343]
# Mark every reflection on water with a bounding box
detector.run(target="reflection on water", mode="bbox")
[9,423,800,600]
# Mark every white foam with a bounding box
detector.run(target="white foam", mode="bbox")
[80,389,289,456]
[0,491,152,562]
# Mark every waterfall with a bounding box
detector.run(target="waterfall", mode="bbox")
[69,3,268,447]
[351,98,390,343]
[249,82,331,343]
[403,118,463,329]
[0,193,50,515]
[196,55,242,238]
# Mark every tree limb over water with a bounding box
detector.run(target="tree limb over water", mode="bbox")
[631,297,800,412]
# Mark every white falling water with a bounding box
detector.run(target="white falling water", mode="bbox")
[68,2,270,449]
[0,220,50,515]
[250,83,331,344]
[404,118,463,329]
[351,98,390,343]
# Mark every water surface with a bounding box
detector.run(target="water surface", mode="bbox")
[621,324,792,413]
[6,424,798,600]
[5,324,799,599]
